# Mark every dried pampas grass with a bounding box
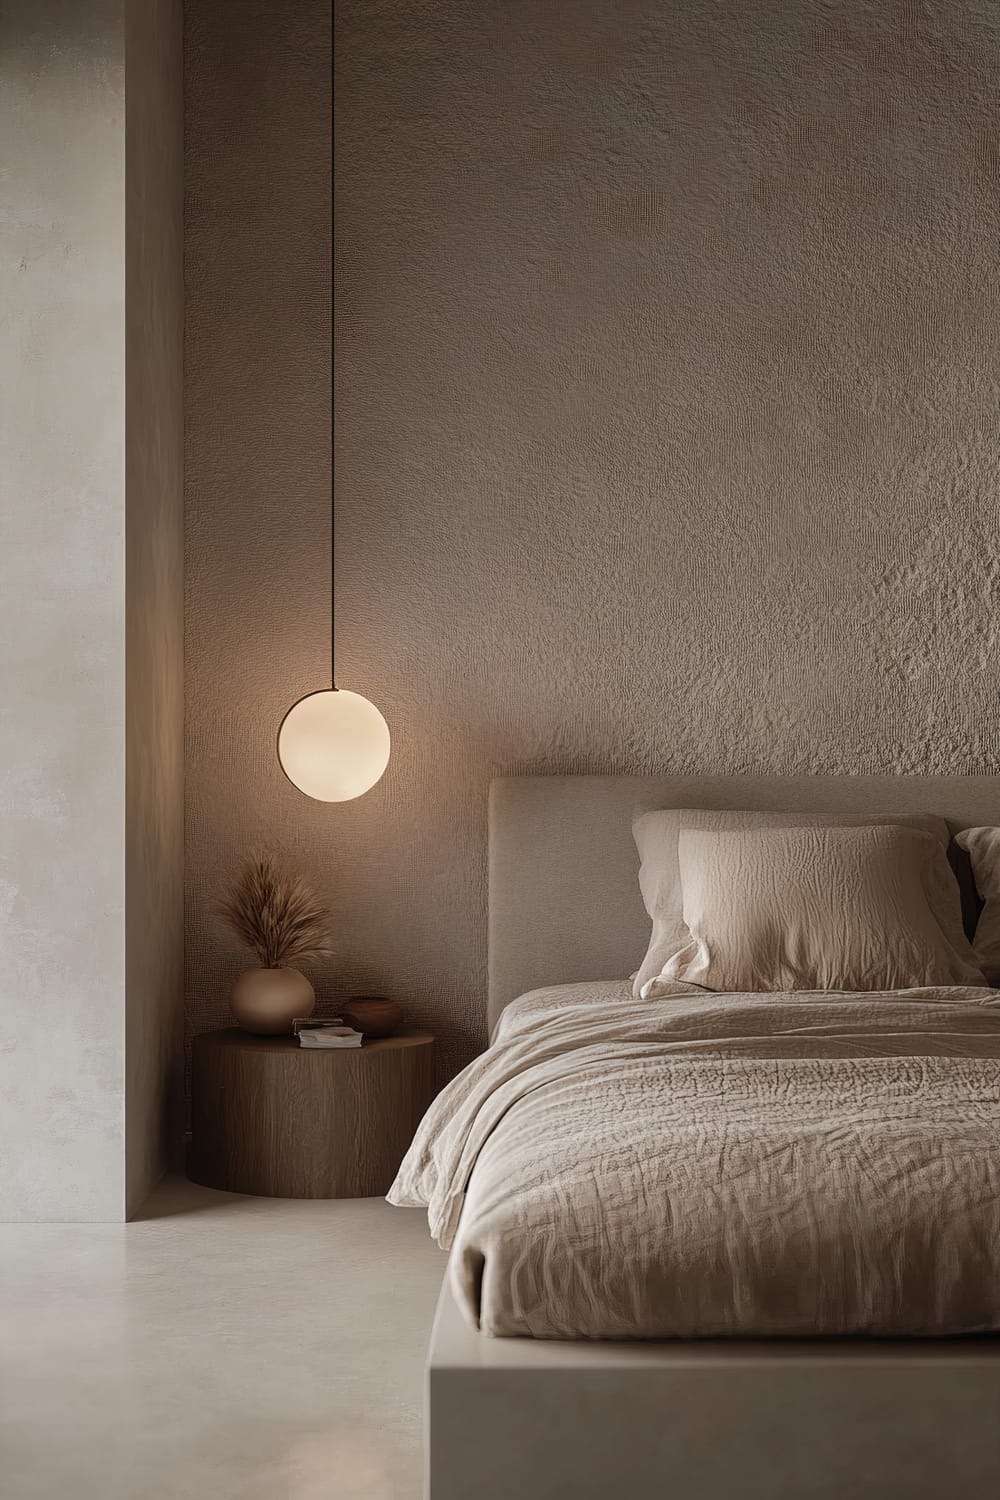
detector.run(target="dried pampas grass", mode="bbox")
[216,852,332,970]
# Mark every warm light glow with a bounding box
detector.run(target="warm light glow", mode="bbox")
[277,689,390,802]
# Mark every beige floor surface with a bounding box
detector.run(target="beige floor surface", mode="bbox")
[0,1176,444,1500]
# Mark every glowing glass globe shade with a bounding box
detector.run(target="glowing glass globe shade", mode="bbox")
[277,689,390,802]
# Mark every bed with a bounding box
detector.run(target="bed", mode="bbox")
[397,775,1000,1499]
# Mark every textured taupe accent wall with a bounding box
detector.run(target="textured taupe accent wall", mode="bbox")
[125,0,184,1217]
[186,0,1000,1078]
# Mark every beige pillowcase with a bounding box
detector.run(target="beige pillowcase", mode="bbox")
[954,828,1000,984]
[632,809,951,999]
[650,824,984,995]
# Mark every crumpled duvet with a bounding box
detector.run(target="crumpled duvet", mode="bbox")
[388,981,1000,1339]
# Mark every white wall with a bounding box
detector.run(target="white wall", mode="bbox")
[0,0,183,1222]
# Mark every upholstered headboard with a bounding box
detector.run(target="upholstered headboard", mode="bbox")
[487,774,999,1029]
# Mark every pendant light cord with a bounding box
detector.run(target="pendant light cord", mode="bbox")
[331,481,337,691]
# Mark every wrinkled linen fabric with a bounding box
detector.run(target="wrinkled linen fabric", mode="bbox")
[631,809,952,999]
[956,827,1000,984]
[655,824,984,995]
[389,981,1000,1339]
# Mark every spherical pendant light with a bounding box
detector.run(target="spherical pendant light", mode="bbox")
[279,324,392,800]
[276,451,391,800]
[277,688,390,802]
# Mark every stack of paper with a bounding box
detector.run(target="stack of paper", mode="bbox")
[297,1025,364,1049]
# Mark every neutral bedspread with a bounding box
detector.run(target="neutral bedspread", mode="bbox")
[389,982,1000,1339]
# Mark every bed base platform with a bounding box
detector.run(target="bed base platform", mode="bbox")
[427,1279,1000,1500]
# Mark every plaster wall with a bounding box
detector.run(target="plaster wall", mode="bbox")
[0,0,126,1218]
[187,0,1000,1077]
[125,0,185,1216]
[0,0,184,1219]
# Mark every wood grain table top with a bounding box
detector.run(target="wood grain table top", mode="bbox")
[192,1025,434,1055]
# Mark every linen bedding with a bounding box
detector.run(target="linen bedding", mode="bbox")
[389,981,1000,1340]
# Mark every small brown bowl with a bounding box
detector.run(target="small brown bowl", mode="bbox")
[340,996,402,1038]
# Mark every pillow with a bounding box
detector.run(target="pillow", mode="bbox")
[954,828,1000,984]
[644,823,984,996]
[632,808,951,999]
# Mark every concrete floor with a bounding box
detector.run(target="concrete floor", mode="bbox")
[0,1177,444,1500]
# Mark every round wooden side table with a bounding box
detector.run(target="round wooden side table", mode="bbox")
[188,1027,435,1199]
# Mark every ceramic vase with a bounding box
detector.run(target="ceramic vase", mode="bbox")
[229,967,315,1035]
